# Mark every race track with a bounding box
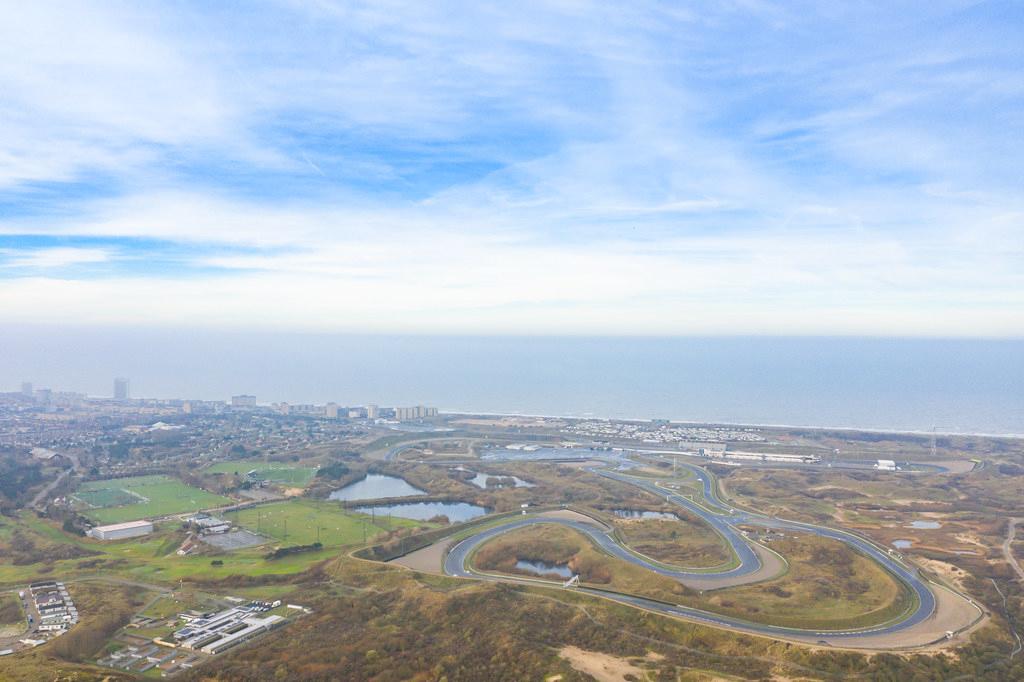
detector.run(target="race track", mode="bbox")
[440,459,971,646]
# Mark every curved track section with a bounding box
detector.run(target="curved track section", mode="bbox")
[443,461,942,643]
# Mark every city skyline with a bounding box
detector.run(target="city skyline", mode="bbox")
[1,2,1021,336]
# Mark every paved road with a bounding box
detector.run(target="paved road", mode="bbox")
[443,459,941,643]
[1003,518,1024,582]
[30,452,79,511]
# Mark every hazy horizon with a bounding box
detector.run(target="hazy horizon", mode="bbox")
[6,329,1022,435]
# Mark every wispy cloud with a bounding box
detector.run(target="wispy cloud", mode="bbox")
[0,1,1021,335]
[1,247,112,269]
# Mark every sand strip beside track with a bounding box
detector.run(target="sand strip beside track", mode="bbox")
[392,538,455,574]
[681,540,786,590]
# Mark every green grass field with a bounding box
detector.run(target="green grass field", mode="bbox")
[75,475,233,523]
[225,499,423,547]
[0,593,24,633]
[205,460,317,486]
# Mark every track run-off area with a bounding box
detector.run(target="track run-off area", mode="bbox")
[423,456,986,649]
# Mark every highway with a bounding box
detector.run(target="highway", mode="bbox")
[442,459,946,644]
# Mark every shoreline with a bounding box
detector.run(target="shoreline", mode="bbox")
[439,410,1024,440]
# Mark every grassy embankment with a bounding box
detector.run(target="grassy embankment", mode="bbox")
[680,534,917,630]
[0,593,24,636]
[74,475,233,523]
[613,511,734,569]
[472,523,915,631]
[473,523,693,604]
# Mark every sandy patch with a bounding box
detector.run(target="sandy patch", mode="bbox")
[282,487,304,497]
[391,538,455,574]
[917,557,970,591]
[558,646,645,682]
[918,459,977,475]
[539,509,607,527]
[953,532,987,548]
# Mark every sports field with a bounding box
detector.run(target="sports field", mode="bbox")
[225,499,423,547]
[205,460,317,486]
[74,475,233,524]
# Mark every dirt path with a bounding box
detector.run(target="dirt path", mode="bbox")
[1003,518,1024,582]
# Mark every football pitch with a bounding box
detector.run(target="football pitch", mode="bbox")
[205,460,317,486]
[74,475,233,524]
[225,499,423,547]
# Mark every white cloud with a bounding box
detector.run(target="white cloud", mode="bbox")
[0,1,1021,336]
[1,247,112,269]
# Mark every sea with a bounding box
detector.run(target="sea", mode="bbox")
[4,331,1022,436]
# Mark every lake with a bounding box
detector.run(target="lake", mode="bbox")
[329,474,425,502]
[467,472,534,489]
[908,520,941,529]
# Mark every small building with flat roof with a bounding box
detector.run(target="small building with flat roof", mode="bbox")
[88,520,154,540]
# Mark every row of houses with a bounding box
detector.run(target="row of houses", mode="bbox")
[27,581,78,632]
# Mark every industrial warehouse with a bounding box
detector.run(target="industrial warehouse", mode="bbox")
[96,599,303,676]
[173,603,285,654]
[87,519,154,540]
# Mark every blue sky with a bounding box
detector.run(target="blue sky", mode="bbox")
[0,1,1021,335]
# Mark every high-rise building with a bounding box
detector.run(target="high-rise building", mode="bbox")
[113,377,129,400]
[391,405,436,421]
[366,404,379,419]
[231,395,257,408]
[324,403,339,418]
[21,382,33,397]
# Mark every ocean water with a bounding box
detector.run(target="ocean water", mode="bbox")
[4,330,1022,435]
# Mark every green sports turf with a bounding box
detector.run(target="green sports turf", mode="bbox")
[204,460,317,486]
[75,475,233,523]
[225,499,422,547]
[73,488,143,508]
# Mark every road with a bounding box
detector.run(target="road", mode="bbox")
[1003,518,1024,582]
[441,458,953,645]
[30,452,80,511]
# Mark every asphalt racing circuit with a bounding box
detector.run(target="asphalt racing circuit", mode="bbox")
[424,456,985,649]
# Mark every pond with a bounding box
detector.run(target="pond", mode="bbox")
[329,474,426,502]
[907,520,941,529]
[353,501,488,522]
[892,539,914,549]
[515,559,573,579]
[613,509,677,520]
[467,472,535,489]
